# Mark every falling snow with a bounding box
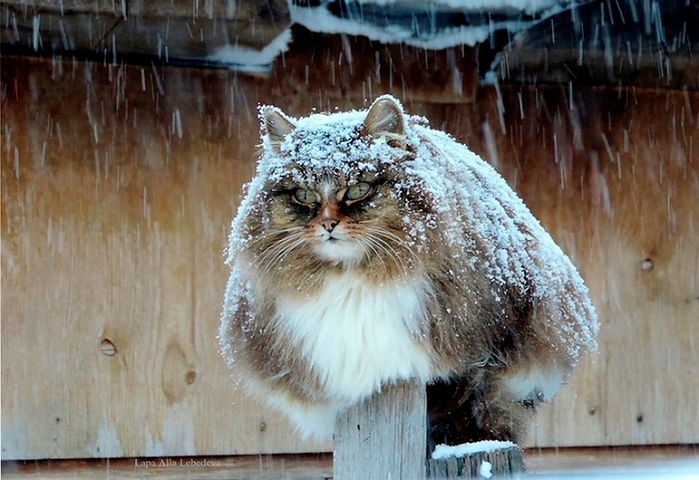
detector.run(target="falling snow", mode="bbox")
[204,0,583,70]
[222,96,599,368]
[291,0,575,49]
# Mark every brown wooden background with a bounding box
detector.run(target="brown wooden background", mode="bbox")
[1,47,698,460]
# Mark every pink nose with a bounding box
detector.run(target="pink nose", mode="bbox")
[320,218,339,232]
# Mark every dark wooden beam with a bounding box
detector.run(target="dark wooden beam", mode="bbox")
[0,0,290,66]
[269,26,479,104]
[496,0,699,89]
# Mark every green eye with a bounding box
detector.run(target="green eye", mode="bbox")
[293,188,317,205]
[345,182,372,201]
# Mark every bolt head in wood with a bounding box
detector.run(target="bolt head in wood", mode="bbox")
[99,339,117,356]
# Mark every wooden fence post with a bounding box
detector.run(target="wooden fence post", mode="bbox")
[333,380,427,480]
[427,444,525,479]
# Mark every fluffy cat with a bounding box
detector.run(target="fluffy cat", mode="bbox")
[219,95,598,449]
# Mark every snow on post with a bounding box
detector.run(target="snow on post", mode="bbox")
[429,441,524,479]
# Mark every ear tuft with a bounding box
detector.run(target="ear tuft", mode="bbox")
[261,106,296,153]
[362,95,407,149]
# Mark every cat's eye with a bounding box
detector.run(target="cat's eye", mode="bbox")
[293,188,317,205]
[345,182,372,201]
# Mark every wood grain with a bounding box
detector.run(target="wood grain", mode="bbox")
[427,445,524,479]
[1,49,697,460]
[271,27,479,105]
[333,381,426,480]
[1,446,697,479]
[1,0,291,60]
[0,55,328,459]
[443,86,699,447]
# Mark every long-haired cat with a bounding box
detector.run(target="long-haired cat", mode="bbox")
[219,95,598,449]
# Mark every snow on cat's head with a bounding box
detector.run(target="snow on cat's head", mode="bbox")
[228,96,435,276]
[259,95,409,184]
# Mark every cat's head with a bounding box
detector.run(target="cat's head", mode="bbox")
[237,96,436,280]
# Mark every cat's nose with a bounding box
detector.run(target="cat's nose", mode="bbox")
[320,218,339,232]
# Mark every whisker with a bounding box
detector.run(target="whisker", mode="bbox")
[362,232,408,273]
[247,226,305,248]
[258,237,307,277]
[362,226,422,268]
[356,237,388,273]
[263,238,307,276]
[366,238,402,273]
[254,232,300,260]
[365,227,420,254]
[258,234,304,263]
[254,231,305,271]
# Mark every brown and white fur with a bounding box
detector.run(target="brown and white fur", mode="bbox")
[219,95,598,449]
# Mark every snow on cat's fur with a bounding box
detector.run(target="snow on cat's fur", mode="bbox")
[219,95,598,446]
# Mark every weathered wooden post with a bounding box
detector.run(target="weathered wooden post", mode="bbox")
[427,442,524,479]
[333,380,525,479]
[333,380,427,480]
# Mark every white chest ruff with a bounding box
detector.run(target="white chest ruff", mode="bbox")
[275,272,434,403]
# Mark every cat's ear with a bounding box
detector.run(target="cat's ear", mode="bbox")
[362,95,407,149]
[260,106,296,153]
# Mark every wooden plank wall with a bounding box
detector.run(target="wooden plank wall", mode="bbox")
[1,52,698,460]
